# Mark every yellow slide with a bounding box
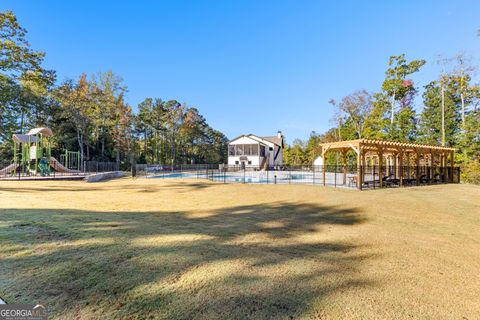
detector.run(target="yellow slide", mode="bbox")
[49,156,80,173]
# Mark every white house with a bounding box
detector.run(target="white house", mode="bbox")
[228,131,284,169]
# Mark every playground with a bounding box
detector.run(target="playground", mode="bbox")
[0,178,479,319]
[0,127,118,180]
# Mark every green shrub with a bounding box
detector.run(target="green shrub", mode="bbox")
[461,160,480,184]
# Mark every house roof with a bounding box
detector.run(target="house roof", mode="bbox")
[229,134,283,147]
[261,136,283,147]
[228,134,248,143]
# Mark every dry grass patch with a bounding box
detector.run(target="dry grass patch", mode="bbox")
[0,178,479,319]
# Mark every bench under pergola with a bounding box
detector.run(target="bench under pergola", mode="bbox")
[319,139,456,189]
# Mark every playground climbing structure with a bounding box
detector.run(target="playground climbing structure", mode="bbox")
[1,127,81,177]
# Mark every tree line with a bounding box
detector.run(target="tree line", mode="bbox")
[0,11,228,168]
[2,10,479,182]
[283,54,480,183]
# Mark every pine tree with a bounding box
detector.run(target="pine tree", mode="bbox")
[418,80,460,147]
[390,88,418,142]
[363,93,389,139]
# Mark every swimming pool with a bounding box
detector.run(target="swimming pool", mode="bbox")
[149,172,199,179]
[149,171,323,184]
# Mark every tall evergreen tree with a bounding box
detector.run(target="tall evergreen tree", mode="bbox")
[390,88,418,142]
[362,93,389,139]
[419,80,460,147]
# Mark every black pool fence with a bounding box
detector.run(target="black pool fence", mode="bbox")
[135,164,460,190]
[0,160,119,179]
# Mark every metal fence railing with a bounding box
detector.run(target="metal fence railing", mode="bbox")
[135,164,461,190]
[84,161,119,174]
[0,159,119,180]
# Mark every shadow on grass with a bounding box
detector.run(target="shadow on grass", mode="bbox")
[0,179,215,194]
[0,202,374,319]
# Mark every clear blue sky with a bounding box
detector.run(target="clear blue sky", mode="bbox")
[3,1,480,142]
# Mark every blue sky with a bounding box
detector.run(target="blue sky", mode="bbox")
[3,1,480,142]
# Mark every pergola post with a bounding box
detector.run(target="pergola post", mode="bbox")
[390,155,394,177]
[393,153,398,179]
[445,152,448,182]
[378,148,384,188]
[361,151,366,189]
[342,149,347,185]
[322,152,327,186]
[441,152,447,182]
[398,149,404,187]
[415,151,420,186]
[430,152,434,183]
[406,152,411,179]
[356,147,362,190]
[386,155,390,177]
[437,152,441,181]
[450,151,455,183]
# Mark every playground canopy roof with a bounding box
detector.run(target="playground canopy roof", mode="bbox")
[27,127,53,137]
[319,139,455,157]
[12,134,39,143]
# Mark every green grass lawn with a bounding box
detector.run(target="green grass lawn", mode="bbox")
[0,178,479,319]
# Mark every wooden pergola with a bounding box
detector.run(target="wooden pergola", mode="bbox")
[319,139,456,189]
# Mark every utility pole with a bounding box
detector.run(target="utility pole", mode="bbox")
[390,69,397,126]
[441,81,445,146]
[390,90,396,125]
[460,69,466,131]
[455,53,475,132]
[437,56,449,147]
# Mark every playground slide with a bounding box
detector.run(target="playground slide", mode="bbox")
[49,157,80,173]
[0,163,19,176]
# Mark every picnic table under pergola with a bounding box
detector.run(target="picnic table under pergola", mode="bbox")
[319,139,456,190]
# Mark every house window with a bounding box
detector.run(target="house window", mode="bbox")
[236,144,244,156]
[245,144,251,155]
[251,144,259,156]
[248,161,252,165]
[228,145,235,156]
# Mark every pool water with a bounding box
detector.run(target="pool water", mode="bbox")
[150,172,198,179]
[149,172,317,183]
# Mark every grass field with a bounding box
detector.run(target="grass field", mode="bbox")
[0,178,479,319]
